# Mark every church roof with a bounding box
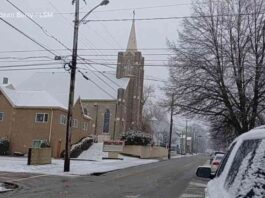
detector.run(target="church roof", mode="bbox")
[126,18,138,53]
[17,72,130,107]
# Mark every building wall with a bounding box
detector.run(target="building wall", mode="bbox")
[82,100,117,140]
[0,91,15,140]
[0,92,91,157]
[117,51,145,131]
[81,88,129,141]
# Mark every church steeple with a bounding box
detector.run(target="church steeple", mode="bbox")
[126,12,137,53]
[116,11,144,132]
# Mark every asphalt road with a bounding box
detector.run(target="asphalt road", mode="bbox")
[0,155,208,198]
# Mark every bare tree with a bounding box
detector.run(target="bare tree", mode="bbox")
[168,0,265,137]
[141,84,156,133]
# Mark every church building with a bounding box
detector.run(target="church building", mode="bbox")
[82,18,145,141]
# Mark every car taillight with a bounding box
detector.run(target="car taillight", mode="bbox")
[213,162,220,166]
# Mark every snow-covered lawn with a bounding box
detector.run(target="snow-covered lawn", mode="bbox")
[0,156,157,176]
[0,143,158,176]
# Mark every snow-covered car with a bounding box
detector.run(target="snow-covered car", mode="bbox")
[210,153,224,173]
[196,126,265,198]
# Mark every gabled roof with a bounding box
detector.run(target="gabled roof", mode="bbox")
[17,72,130,107]
[0,85,67,110]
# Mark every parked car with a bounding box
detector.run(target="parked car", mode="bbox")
[209,151,225,164]
[210,153,225,173]
[196,126,265,198]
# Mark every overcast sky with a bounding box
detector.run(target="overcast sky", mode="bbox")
[0,0,211,132]
[0,0,192,90]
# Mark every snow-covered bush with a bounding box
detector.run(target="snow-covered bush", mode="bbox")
[61,137,93,158]
[121,130,152,146]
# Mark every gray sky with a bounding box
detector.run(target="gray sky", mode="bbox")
[0,0,210,132]
[0,0,192,92]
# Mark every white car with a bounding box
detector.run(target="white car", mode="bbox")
[196,126,265,198]
[210,153,224,173]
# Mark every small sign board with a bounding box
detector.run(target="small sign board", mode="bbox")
[103,141,124,152]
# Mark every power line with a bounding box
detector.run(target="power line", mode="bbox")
[77,61,173,67]
[78,69,115,99]
[84,12,265,23]
[0,59,60,63]
[9,0,120,95]
[6,0,70,51]
[52,1,214,15]
[0,62,61,68]
[81,69,168,83]
[48,1,125,92]
[0,56,54,60]
[0,48,173,53]
[0,66,63,72]
[0,17,58,57]
[78,54,173,57]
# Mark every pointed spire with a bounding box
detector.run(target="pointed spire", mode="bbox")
[126,11,137,53]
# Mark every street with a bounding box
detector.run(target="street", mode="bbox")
[0,155,208,198]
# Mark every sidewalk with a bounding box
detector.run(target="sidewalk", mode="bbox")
[0,156,158,176]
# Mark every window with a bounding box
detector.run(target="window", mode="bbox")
[72,119,78,128]
[0,112,4,121]
[225,139,265,197]
[35,113,49,123]
[83,122,89,131]
[60,115,67,125]
[216,142,236,177]
[103,109,110,133]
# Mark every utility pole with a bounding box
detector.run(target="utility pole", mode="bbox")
[63,0,109,172]
[185,119,188,154]
[64,0,80,172]
[168,93,174,159]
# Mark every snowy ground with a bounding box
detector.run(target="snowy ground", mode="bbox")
[0,143,158,176]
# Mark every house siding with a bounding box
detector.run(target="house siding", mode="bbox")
[0,92,92,158]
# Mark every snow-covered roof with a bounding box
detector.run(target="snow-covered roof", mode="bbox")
[17,72,130,107]
[0,85,66,110]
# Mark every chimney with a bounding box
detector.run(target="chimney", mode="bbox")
[3,77,8,85]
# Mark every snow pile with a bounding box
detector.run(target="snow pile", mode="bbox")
[78,143,108,161]
[0,183,12,193]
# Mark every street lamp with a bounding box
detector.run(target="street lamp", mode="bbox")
[80,0,109,24]
[64,0,109,172]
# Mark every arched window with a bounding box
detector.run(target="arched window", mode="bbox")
[103,109,110,133]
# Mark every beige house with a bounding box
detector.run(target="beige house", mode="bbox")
[0,84,92,157]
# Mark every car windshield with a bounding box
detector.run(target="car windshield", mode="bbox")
[225,139,265,197]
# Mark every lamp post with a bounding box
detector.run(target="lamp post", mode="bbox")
[64,0,109,172]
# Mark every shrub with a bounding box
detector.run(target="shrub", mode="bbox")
[61,137,93,158]
[121,130,152,146]
[0,139,9,155]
